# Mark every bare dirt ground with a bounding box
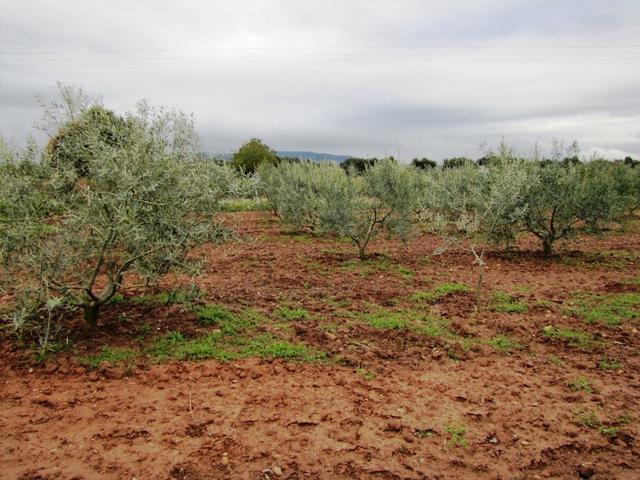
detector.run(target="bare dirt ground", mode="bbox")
[1,211,639,479]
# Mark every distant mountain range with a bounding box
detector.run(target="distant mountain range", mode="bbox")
[276,151,350,162]
[208,151,350,163]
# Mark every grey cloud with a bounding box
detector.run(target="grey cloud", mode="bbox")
[1,0,639,160]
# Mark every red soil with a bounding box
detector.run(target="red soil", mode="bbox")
[1,212,639,479]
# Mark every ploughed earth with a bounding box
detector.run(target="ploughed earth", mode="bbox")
[1,211,639,479]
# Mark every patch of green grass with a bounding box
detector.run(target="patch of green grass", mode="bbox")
[137,323,153,336]
[340,258,392,276]
[615,414,632,425]
[396,266,413,278]
[598,426,620,437]
[195,305,260,334]
[82,346,139,369]
[362,308,452,338]
[305,261,327,274]
[145,331,187,360]
[218,198,270,212]
[533,299,556,310]
[419,316,453,338]
[356,368,377,381]
[598,357,622,370]
[567,377,593,393]
[175,333,236,361]
[238,334,326,361]
[490,292,528,314]
[542,326,597,351]
[488,334,525,354]
[145,330,325,363]
[568,292,640,327]
[547,354,565,366]
[444,422,468,448]
[410,282,470,303]
[276,305,310,321]
[365,310,410,330]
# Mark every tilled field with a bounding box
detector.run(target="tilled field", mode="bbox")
[1,211,639,479]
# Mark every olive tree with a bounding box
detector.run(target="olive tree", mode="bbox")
[257,160,334,232]
[318,159,421,260]
[422,159,529,305]
[1,89,227,329]
[519,161,620,256]
[258,160,371,232]
[608,161,640,216]
[259,159,420,259]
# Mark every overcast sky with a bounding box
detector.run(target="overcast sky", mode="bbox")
[1,0,639,160]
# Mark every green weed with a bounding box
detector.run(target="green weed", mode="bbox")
[567,377,593,393]
[218,198,269,212]
[488,334,525,353]
[356,368,377,381]
[277,305,310,321]
[195,305,259,334]
[490,292,528,314]
[444,422,468,448]
[410,282,470,303]
[568,292,640,326]
[598,357,622,370]
[547,354,565,366]
[542,326,597,351]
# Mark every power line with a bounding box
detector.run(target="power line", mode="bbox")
[2,43,640,55]
[2,43,640,68]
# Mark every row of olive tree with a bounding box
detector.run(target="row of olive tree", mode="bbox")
[425,157,638,257]
[259,159,420,259]
[0,86,230,334]
[258,149,639,304]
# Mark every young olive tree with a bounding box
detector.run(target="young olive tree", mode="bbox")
[422,158,529,305]
[318,159,421,260]
[1,89,227,329]
[607,161,640,216]
[257,160,337,233]
[519,161,620,256]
